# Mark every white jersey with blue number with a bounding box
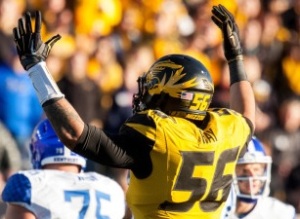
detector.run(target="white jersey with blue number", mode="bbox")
[222,189,296,219]
[2,170,126,219]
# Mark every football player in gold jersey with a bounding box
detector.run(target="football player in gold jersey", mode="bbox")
[12,4,255,219]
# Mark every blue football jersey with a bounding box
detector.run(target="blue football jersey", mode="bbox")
[2,170,126,219]
[221,188,296,219]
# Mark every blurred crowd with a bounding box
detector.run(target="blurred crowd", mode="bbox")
[0,0,299,216]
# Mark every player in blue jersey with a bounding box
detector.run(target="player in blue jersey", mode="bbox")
[1,118,126,219]
[222,137,296,219]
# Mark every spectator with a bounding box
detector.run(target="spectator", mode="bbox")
[0,121,21,191]
[267,97,300,198]
[0,0,25,65]
[104,42,155,134]
[0,121,22,218]
[87,35,124,118]
[285,164,300,215]
[277,41,300,99]
[0,52,43,169]
[74,0,122,37]
[281,0,300,39]
[58,49,104,127]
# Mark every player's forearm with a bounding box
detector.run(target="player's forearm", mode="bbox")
[230,81,255,125]
[28,62,84,150]
[43,98,85,150]
[211,5,255,129]
[229,60,256,130]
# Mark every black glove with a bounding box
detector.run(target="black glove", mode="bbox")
[13,11,61,70]
[211,4,242,62]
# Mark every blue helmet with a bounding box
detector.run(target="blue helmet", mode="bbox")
[30,119,86,169]
[233,137,272,200]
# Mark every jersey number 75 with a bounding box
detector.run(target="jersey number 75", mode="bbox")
[64,190,110,219]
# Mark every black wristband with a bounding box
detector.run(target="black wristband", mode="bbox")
[229,56,248,85]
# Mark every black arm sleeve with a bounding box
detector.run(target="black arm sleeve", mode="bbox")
[74,112,156,178]
[73,124,134,168]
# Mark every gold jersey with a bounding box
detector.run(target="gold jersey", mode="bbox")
[124,108,252,219]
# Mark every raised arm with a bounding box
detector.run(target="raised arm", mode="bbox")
[211,5,256,130]
[13,11,84,149]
